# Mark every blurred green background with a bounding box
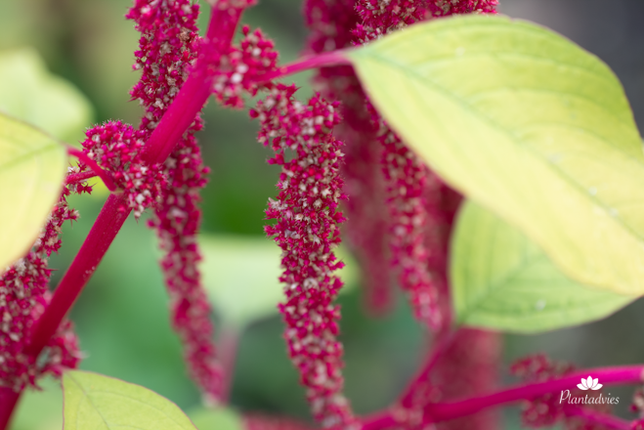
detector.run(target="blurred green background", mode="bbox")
[1,0,644,429]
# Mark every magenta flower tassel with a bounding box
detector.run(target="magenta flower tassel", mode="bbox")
[303,0,395,316]
[126,0,222,401]
[252,84,355,427]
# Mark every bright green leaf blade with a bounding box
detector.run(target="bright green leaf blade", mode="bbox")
[62,371,197,430]
[199,234,356,328]
[452,200,636,333]
[347,15,644,295]
[0,113,66,270]
[0,48,93,144]
[187,407,244,430]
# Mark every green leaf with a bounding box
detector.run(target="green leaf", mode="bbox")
[346,15,644,295]
[187,407,244,430]
[199,234,357,328]
[0,48,93,144]
[62,370,197,430]
[0,113,66,270]
[452,200,635,333]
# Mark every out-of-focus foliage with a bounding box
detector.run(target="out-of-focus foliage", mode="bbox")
[200,234,358,329]
[188,407,244,430]
[62,371,199,430]
[452,201,635,332]
[0,113,67,270]
[0,49,93,144]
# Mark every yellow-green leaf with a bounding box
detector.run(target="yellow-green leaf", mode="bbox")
[0,113,66,270]
[62,371,197,430]
[452,200,636,333]
[188,407,243,430]
[0,48,93,144]
[346,15,644,295]
[199,234,357,329]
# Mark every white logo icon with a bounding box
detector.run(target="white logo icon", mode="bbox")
[577,376,602,391]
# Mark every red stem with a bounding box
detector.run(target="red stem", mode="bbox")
[0,389,20,430]
[218,325,240,403]
[67,147,117,191]
[360,412,398,430]
[24,193,131,358]
[353,365,644,430]
[424,365,644,422]
[65,171,98,186]
[255,51,351,82]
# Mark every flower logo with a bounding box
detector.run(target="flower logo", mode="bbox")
[577,376,603,390]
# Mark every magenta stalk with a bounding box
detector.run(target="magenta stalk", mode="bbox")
[141,3,246,165]
[25,193,131,359]
[67,146,117,191]
[255,51,351,82]
[0,388,20,430]
[424,365,644,422]
[399,330,456,408]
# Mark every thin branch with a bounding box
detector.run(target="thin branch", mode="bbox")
[65,171,98,186]
[399,329,457,408]
[424,366,644,422]
[0,388,20,430]
[254,51,352,82]
[67,146,117,191]
[218,325,241,404]
[24,193,131,358]
[346,365,644,430]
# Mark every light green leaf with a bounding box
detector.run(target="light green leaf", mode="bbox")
[62,370,197,430]
[0,48,93,144]
[199,234,356,328]
[346,15,644,295]
[452,200,636,333]
[187,407,244,430]
[0,113,66,270]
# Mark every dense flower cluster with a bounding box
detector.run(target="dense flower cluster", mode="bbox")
[127,0,201,131]
[127,0,221,400]
[427,0,498,17]
[212,25,279,108]
[251,85,354,427]
[0,183,87,391]
[80,121,166,218]
[353,0,427,43]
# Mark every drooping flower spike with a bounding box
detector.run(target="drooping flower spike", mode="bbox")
[0,180,87,391]
[252,85,355,427]
[126,0,222,401]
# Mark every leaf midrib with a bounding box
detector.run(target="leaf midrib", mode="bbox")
[355,51,644,245]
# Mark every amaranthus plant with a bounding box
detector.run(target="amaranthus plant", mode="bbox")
[1,1,644,429]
